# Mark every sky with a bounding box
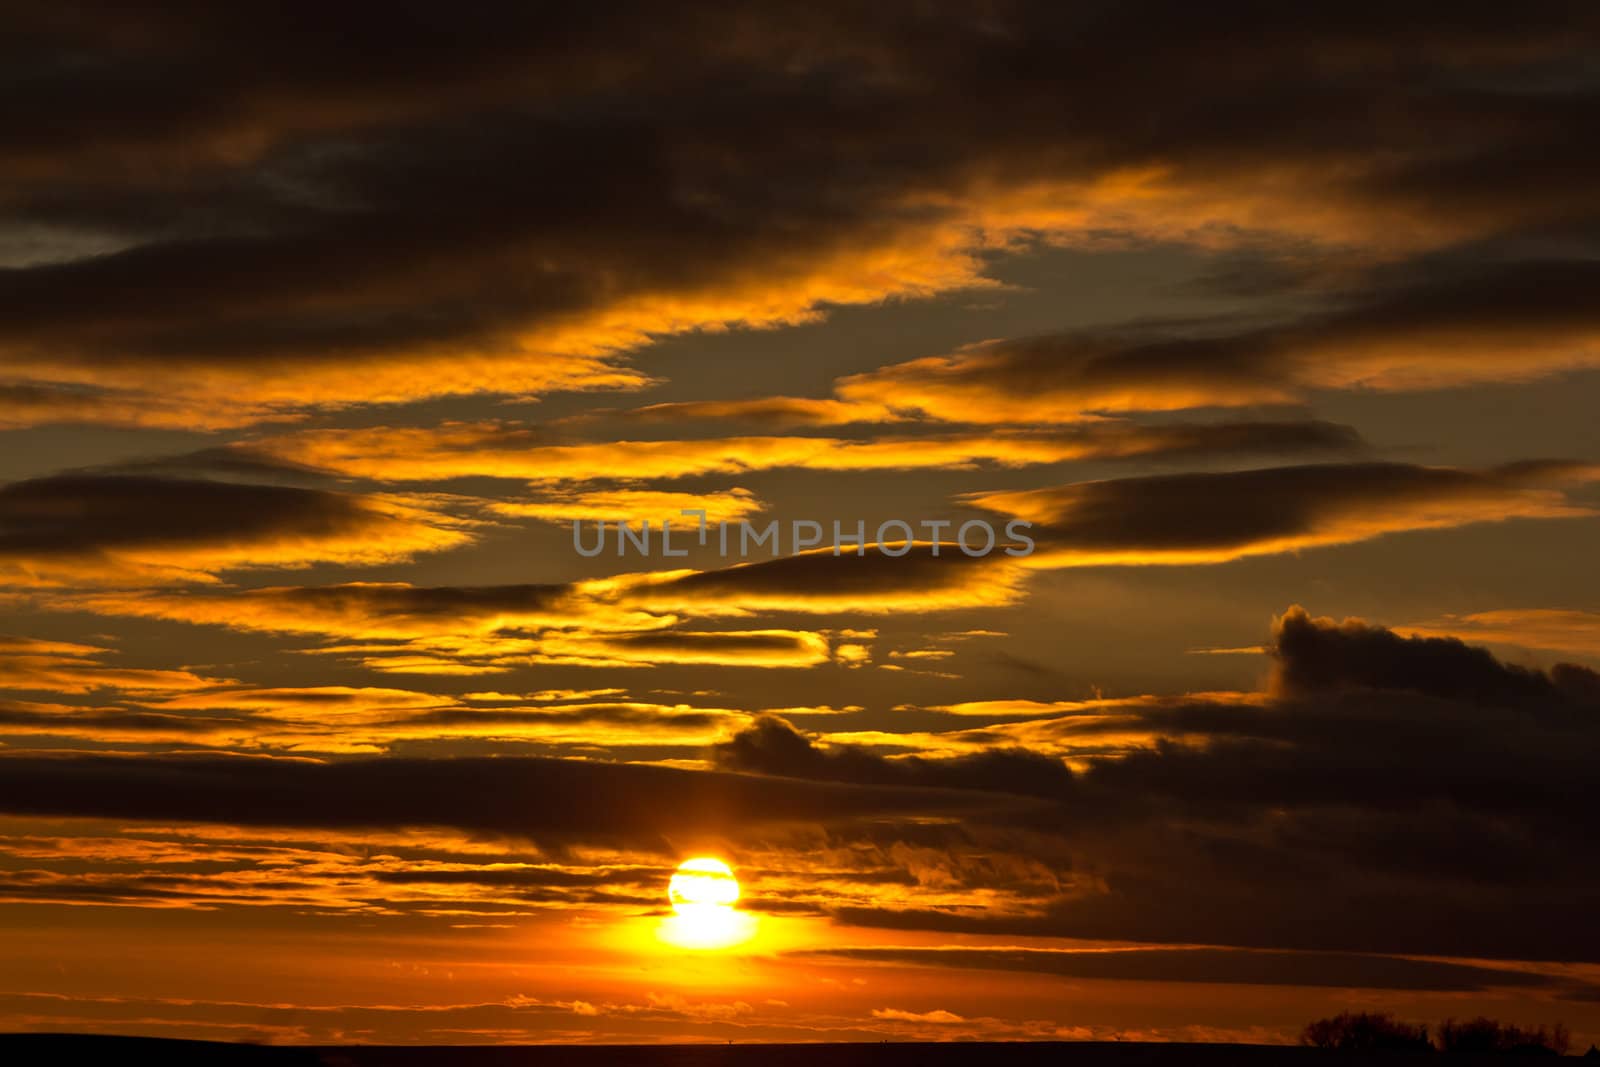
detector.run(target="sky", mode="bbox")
[3,0,1600,1048]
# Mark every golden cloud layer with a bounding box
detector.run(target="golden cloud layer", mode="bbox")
[1398,609,1600,659]
[244,420,1359,483]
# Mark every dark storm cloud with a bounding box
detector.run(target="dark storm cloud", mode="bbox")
[0,753,1017,850]
[1272,603,1600,708]
[725,609,1600,961]
[969,460,1598,565]
[797,946,1559,993]
[4,3,1599,424]
[0,473,469,585]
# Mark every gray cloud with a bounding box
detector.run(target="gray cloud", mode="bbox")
[0,752,1021,852]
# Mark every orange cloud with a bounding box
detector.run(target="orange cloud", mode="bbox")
[835,260,1600,424]
[59,582,663,641]
[508,629,833,669]
[604,546,1031,616]
[491,487,764,526]
[1397,610,1600,659]
[247,420,1360,483]
[0,636,227,695]
[571,396,897,428]
[145,686,447,724]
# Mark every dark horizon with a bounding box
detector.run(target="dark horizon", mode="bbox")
[8,1033,1581,1062]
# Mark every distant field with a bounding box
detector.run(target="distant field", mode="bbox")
[4,1034,1554,1066]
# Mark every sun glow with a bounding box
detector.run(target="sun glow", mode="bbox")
[659,857,755,950]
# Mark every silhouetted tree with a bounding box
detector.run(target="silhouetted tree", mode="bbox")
[1437,1018,1569,1056]
[1301,1011,1432,1052]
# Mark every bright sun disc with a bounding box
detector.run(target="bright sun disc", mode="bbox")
[668,857,739,913]
[659,857,753,949]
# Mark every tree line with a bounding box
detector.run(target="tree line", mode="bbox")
[1301,1012,1573,1055]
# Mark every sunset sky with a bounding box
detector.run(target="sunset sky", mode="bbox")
[4,1,1600,1047]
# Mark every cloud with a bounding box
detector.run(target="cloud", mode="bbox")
[835,259,1600,423]
[928,699,1094,717]
[721,609,1600,961]
[52,581,840,672]
[0,678,766,754]
[0,382,304,432]
[373,702,750,748]
[817,694,1262,766]
[60,581,653,640]
[5,6,1600,429]
[1398,609,1600,660]
[143,686,446,723]
[8,606,1600,966]
[1271,604,1600,708]
[522,629,832,669]
[40,549,1020,676]
[714,715,1077,801]
[303,627,838,675]
[0,700,256,747]
[491,487,765,526]
[245,420,1363,484]
[870,1008,965,1024]
[814,946,1557,993]
[0,636,224,695]
[576,396,898,428]
[969,460,1599,567]
[58,544,1029,640]
[0,753,1021,851]
[0,474,473,586]
[46,470,1595,679]
[5,9,1600,1033]
[627,545,1029,614]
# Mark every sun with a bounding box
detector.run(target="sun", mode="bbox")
[659,857,754,949]
[668,857,740,913]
